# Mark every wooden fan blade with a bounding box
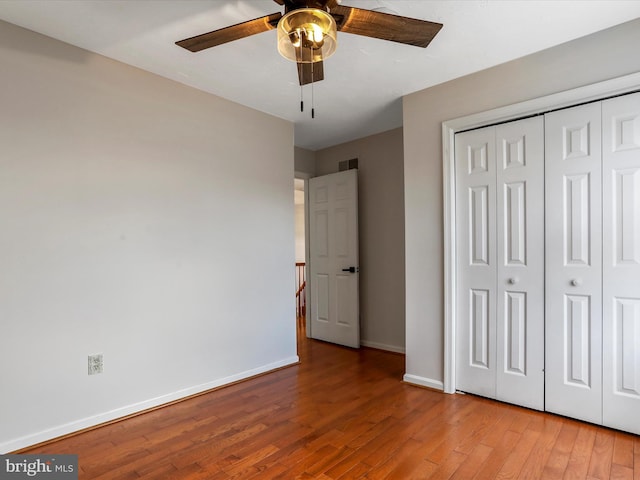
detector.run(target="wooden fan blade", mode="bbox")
[332,6,442,48]
[273,0,285,4]
[176,13,281,52]
[297,61,324,85]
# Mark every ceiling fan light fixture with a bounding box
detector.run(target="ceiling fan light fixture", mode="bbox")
[277,8,337,63]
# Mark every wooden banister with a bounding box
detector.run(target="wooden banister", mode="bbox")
[295,280,306,298]
[295,262,306,318]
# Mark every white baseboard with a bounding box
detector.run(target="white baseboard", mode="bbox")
[403,374,444,391]
[360,340,405,354]
[1,355,299,454]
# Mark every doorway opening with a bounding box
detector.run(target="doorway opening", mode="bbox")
[294,177,307,343]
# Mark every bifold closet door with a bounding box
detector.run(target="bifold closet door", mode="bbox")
[495,118,544,410]
[456,125,497,399]
[546,95,640,434]
[456,117,544,410]
[602,93,640,435]
[545,103,603,425]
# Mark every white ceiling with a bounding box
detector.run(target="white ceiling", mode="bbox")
[1,1,640,151]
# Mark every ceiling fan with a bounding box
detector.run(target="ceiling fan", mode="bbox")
[176,0,443,86]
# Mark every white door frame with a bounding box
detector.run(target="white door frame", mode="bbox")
[442,72,640,394]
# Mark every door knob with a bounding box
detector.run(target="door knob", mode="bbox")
[342,266,357,273]
[508,277,518,285]
[571,278,581,286]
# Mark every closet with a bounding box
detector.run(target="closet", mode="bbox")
[455,116,545,411]
[455,92,640,435]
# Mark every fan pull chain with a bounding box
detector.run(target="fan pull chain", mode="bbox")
[311,46,315,119]
[300,84,304,112]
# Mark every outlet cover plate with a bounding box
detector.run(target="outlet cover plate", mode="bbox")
[88,353,103,375]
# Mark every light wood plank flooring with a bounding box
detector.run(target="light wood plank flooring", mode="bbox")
[22,322,639,479]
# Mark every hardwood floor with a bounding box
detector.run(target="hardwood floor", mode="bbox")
[23,321,639,479]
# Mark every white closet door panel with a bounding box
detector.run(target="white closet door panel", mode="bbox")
[602,92,640,434]
[495,117,545,411]
[545,103,603,424]
[456,126,497,398]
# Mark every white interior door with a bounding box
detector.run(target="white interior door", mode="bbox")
[545,102,603,425]
[602,92,640,435]
[308,169,359,348]
[495,117,545,410]
[456,118,544,410]
[456,125,498,398]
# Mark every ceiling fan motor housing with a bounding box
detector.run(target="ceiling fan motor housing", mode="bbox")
[277,8,337,63]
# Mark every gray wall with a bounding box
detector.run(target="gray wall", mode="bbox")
[294,146,317,176]
[316,128,406,352]
[0,20,296,452]
[403,18,640,387]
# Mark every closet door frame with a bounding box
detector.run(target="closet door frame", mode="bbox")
[442,72,640,394]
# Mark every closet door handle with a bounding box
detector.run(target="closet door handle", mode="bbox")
[571,278,581,287]
[508,277,518,285]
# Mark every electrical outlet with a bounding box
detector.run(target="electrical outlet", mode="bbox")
[88,354,103,375]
